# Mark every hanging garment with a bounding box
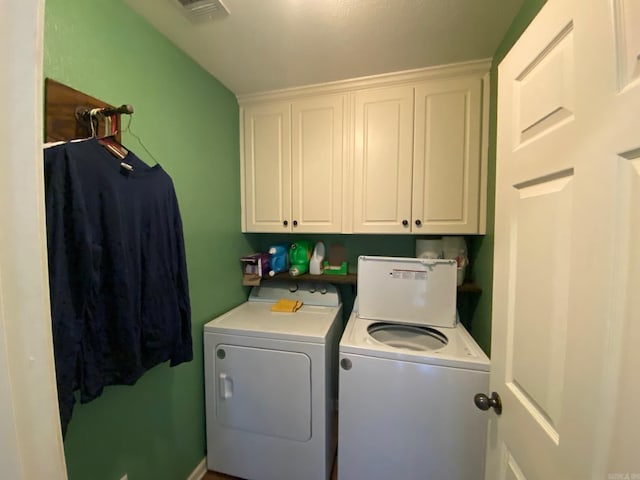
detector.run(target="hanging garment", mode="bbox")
[44,138,192,434]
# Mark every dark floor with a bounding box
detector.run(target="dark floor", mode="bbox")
[202,456,338,480]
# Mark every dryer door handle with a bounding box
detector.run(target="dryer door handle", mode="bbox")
[218,373,233,399]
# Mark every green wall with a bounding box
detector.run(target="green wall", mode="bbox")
[468,0,549,354]
[44,1,251,479]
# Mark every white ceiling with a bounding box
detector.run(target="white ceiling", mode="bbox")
[124,0,524,96]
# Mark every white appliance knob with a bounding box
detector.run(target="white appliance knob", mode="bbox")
[289,283,298,292]
[320,287,327,295]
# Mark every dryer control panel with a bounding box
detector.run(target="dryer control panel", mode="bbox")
[249,281,340,307]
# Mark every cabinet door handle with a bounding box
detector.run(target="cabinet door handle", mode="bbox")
[402,219,409,227]
[283,220,288,227]
[415,219,422,227]
[293,220,298,227]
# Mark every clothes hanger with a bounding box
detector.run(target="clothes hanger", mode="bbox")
[82,105,159,167]
[120,114,159,166]
[90,108,129,161]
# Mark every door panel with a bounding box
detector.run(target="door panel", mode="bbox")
[413,77,482,233]
[352,86,414,233]
[291,95,345,232]
[604,152,640,474]
[508,171,573,431]
[215,344,311,441]
[514,24,575,146]
[243,103,291,232]
[503,449,527,480]
[613,0,640,90]
[425,91,466,221]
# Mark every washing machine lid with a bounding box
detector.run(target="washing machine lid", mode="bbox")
[357,256,457,328]
[340,312,489,371]
[204,301,341,343]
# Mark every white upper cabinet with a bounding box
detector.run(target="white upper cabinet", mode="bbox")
[351,74,486,234]
[239,60,489,234]
[242,102,291,232]
[241,95,346,233]
[352,85,415,233]
[412,76,484,234]
[291,94,346,233]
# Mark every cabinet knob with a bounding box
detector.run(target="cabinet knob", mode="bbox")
[415,219,422,227]
[293,220,298,227]
[283,220,288,227]
[402,219,409,227]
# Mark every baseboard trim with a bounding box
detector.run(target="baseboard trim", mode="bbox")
[186,458,207,480]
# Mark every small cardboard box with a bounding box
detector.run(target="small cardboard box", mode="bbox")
[240,253,271,286]
[323,243,348,275]
[323,260,348,275]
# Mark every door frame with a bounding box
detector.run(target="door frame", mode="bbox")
[0,1,67,477]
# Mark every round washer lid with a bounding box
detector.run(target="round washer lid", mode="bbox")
[367,322,448,352]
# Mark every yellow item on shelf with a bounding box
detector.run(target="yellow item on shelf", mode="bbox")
[271,299,303,313]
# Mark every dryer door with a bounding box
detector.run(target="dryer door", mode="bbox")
[214,344,311,441]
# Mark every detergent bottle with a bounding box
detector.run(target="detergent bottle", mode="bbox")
[288,240,314,276]
[267,243,290,277]
[309,241,325,275]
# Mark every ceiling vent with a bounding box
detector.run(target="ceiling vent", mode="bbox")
[172,0,230,23]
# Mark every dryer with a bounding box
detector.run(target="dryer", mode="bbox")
[338,256,490,480]
[204,281,342,480]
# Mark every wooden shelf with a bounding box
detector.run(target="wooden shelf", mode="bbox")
[260,272,481,293]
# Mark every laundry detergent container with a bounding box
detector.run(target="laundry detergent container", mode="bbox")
[289,240,314,276]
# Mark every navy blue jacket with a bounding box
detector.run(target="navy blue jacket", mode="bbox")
[44,139,192,434]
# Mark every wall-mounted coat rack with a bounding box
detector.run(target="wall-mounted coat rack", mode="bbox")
[44,78,133,143]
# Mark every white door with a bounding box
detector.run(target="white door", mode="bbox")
[0,1,67,478]
[242,102,292,232]
[291,94,346,233]
[352,85,414,233]
[487,0,640,478]
[413,76,483,234]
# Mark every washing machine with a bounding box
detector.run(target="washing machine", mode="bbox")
[338,256,490,480]
[204,281,342,480]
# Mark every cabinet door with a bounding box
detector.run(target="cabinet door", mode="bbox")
[242,102,291,232]
[413,76,482,233]
[352,85,414,233]
[291,94,346,233]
